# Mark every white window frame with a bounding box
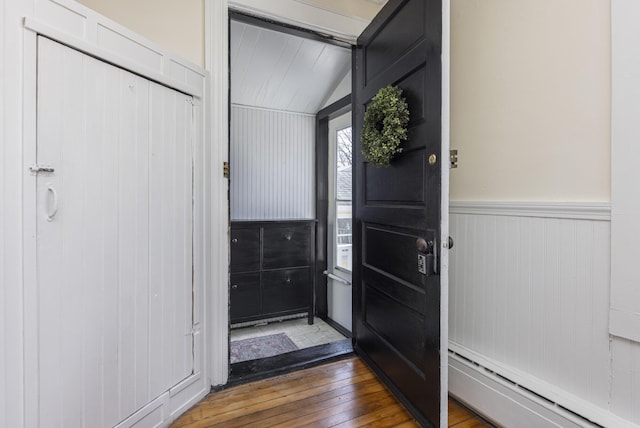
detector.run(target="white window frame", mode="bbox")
[328,112,353,280]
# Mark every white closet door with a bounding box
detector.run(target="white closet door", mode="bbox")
[36,37,194,428]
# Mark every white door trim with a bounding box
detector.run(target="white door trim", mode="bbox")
[204,0,231,386]
[440,0,451,425]
[611,0,640,343]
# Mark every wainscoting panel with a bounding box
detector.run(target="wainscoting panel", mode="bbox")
[449,202,640,427]
[611,337,640,423]
[230,105,315,220]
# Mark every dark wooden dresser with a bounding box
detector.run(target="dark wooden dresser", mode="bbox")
[230,220,315,325]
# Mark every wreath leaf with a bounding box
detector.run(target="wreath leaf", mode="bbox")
[361,85,410,167]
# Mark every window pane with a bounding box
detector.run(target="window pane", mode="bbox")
[335,126,352,271]
[336,201,352,270]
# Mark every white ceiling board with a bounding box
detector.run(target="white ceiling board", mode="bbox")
[229,0,369,42]
[231,20,351,114]
[295,0,387,21]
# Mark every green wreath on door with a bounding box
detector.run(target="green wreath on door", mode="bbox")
[361,85,410,167]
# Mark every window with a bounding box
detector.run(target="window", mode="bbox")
[335,126,352,271]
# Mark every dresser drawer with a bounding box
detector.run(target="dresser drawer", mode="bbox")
[262,268,310,314]
[262,224,310,269]
[230,273,260,322]
[230,227,260,273]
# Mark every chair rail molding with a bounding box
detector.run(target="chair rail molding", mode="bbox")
[450,201,611,221]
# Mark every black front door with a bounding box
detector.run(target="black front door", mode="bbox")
[352,0,446,426]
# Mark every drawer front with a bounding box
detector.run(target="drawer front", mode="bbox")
[230,273,260,322]
[262,268,310,314]
[262,225,310,269]
[230,227,260,273]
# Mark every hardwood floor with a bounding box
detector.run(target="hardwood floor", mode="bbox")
[172,357,492,427]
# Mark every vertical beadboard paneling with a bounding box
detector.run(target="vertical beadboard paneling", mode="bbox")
[117,69,144,420]
[102,60,121,427]
[36,38,194,428]
[449,206,612,418]
[0,0,5,424]
[230,104,315,220]
[611,337,640,424]
[81,56,107,428]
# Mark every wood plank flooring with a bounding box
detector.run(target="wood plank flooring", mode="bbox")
[172,357,491,427]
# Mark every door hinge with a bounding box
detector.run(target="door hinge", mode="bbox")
[29,164,55,174]
[223,161,230,178]
[449,150,458,169]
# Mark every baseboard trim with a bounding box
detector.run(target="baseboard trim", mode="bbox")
[449,347,640,428]
[449,201,611,221]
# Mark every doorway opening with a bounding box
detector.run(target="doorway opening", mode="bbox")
[227,12,354,382]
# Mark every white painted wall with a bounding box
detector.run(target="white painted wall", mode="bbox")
[450,0,611,202]
[230,105,315,220]
[75,0,205,66]
[1,0,211,426]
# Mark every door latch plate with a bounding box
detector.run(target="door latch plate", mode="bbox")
[417,253,427,275]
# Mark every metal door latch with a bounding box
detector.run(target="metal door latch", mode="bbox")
[29,165,55,174]
[449,150,458,168]
[416,237,438,276]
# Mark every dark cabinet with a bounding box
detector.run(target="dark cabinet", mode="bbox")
[230,220,315,325]
[262,268,310,314]
[230,228,260,273]
[262,225,310,269]
[229,273,260,321]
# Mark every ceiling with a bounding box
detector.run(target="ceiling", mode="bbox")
[230,20,351,114]
[294,0,388,21]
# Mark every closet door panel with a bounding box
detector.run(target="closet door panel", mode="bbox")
[147,82,194,399]
[36,35,86,428]
[36,37,193,428]
[149,82,194,387]
[117,69,152,418]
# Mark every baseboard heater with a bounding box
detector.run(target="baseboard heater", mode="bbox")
[448,350,607,428]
